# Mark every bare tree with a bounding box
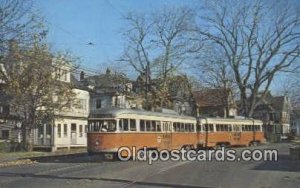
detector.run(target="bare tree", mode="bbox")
[194,44,237,117]
[276,74,300,108]
[197,0,300,117]
[0,0,44,55]
[121,6,199,109]
[0,40,76,151]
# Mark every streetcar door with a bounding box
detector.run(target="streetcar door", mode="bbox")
[161,121,172,150]
[232,125,241,144]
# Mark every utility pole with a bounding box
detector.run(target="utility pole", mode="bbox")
[145,62,150,110]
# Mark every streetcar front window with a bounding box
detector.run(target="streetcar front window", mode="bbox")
[88,120,117,132]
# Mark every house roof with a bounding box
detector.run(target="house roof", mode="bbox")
[192,88,231,108]
[82,70,131,94]
[255,93,289,112]
[271,96,286,111]
[70,74,89,91]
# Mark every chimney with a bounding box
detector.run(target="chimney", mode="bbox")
[80,71,85,81]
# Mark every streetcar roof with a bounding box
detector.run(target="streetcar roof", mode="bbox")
[197,117,263,124]
[89,107,195,120]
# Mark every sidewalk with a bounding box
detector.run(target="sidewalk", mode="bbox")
[0,149,87,167]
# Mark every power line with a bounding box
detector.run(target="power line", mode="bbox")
[105,0,125,17]
[30,4,95,46]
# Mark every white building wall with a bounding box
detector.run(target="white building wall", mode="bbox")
[33,88,90,151]
[56,89,90,117]
[53,118,87,150]
[51,88,89,151]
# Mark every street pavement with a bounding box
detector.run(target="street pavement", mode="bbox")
[0,143,299,188]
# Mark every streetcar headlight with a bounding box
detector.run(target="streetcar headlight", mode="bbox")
[95,140,99,145]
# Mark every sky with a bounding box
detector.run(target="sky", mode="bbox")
[35,0,299,94]
[36,0,199,75]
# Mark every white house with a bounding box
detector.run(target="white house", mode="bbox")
[33,59,90,151]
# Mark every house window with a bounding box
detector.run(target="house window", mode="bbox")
[57,124,61,138]
[38,125,43,137]
[96,99,102,109]
[64,124,67,137]
[117,97,121,107]
[46,124,52,135]
[85,125,88,136]
[57,68,61,79]
[63,70,67,81]
[79,125,83,137]
[1,130,9,139]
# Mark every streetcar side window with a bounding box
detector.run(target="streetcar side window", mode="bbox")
[191,124,195,132]
[157,121,161,132]
[180,123,185,132]
[164,122,171,132]
[140,120,145,131]
[164,122,168,131]
[184,124,189,132]
[151,121,156,131]
[185,123,193,132]
[233,125,240,132]
[107,120,116,132]
[173,122,179,132]
[204,124,214,132]
[197,123,202,132]
[245,125,250,131]
[130,119,136,131]
[146,120,151,131]
[123,119,129,131]
[94,122,99,132]
[119,119,123,131]
[224,125,229,132]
